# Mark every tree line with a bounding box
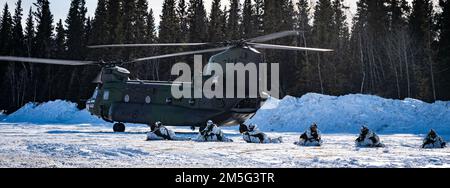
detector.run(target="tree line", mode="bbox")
[0,0,449,112]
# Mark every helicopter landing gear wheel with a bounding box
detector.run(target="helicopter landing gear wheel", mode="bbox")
[113,123,126,132]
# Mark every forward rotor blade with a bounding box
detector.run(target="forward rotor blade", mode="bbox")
[0,56,97,66]
[248,30,300,43]
[88,43,208,49]
[130,47,230,63]
[249,43,334,52]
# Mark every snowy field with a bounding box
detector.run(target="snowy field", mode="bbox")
[0,93,449,168]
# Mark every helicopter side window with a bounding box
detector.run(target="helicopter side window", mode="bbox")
[124,94,130,103]
[103,90,110,101]
[166,97,172,104]
[189,99,196,106]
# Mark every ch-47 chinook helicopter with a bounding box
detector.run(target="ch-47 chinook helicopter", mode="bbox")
[0,31,332,132]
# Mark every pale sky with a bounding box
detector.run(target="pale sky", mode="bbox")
[2,0,430,29]
[1,0,358,27]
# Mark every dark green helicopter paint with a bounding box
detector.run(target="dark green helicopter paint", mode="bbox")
[86,47,264,128]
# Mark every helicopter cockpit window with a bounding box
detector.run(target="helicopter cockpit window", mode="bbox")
[91,87,99,100]
[103,90,110,100]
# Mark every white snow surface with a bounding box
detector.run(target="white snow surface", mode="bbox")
[0,93,449,168]
[0,124,449,168]
[248,93,450,134]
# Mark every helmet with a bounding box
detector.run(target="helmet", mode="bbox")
[207,120,214,126]
[248,124,257,131]
[155,121,162,127]
[310,123,318,129]
[429,129,437,137]
[361,125,369,134]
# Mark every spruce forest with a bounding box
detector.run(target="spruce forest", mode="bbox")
[0,0,449,112]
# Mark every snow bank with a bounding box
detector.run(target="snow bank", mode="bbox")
[247,93,450,134]
[2,100,106,125]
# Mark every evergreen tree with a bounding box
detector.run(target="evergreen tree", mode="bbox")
[409,0,436,101]
[437,0,450,99]
[0,3,13,55]
[263,0,296,96]
[159,0,181,80]
[295,0,314,94]
[122,0,137,60]
[242,0,255,38]
[384,0,410,98]
[84,17,92,46]
[187,0,208,42]
[147,9,157,43]
[135,0,148,43]
[208,0,224,42]
[351,0,395,97]
[253,0,264,36]
[122,0,136,45]
[106,0,123,44]
[89,0,108,60]
[330,0,351,94]
[91,0,108,45]
[54,19,66,58]
[52,19,69,100]
[24,7,35,57]
[33,0,54,101]
[141,8,158,80]
[389,0,410,31]
[220,6,228,40]
[178,0,188,42]
[0,3,13,110]
[312,0,334,47]
[11,0,24,56]
[264,0,282,35]
[66,0,87,60]
[227,0,240,40]
[33,0,54,58]
[159,0,180,44]
[297,0,312,33]
[311,0,334,94]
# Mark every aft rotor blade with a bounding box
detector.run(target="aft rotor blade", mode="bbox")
[92,68,104,83]
[130,47,230,63]
[0,56,97,66]
[249,43,334,52]
[88,43,208,49]
[248,30,301,43]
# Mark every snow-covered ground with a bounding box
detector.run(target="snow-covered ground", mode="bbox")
[0,93,449,168]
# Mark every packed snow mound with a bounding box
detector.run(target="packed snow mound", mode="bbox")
[2,100,106,125]
[247,93,450,134]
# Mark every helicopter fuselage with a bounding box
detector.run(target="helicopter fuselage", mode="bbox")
[86,47,268,127]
